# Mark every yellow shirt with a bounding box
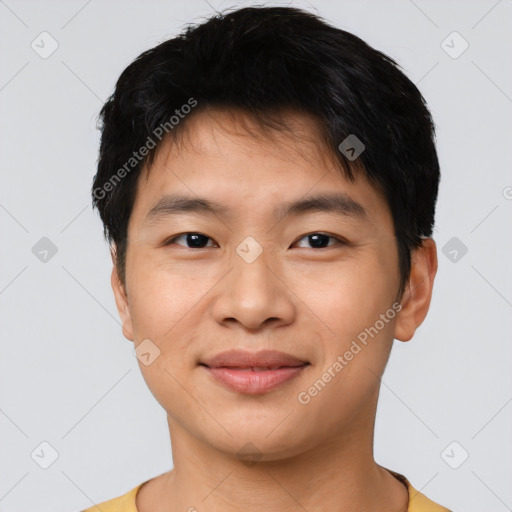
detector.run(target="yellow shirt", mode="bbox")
[81,470,451,511]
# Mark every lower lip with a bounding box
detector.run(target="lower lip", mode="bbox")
[203,365,308,394]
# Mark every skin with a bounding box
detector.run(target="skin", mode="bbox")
[111,108,438,512]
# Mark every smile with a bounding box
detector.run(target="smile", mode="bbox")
[201,364,310,394]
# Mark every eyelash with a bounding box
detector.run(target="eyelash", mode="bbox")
[162,232,348,250]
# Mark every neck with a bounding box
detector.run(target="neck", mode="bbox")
[137,391,409,512]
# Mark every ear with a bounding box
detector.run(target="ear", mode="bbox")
[394,238,438,342]
[110,248,134,342]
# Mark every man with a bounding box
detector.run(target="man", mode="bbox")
[85,6,450,511]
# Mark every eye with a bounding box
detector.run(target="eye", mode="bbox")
[292,232,346,249]
[163,232,218,248]
[162,232,347,250]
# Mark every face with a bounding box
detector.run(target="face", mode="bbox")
[112,108,433,461]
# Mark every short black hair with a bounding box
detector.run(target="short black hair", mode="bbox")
[92,5,440,299]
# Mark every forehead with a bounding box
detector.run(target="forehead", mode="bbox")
[151,107,341,171]
[130,108,391,229]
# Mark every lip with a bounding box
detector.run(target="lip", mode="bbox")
[199,349,310,394]
[200,349,309,369]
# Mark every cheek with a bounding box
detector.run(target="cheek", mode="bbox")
[126,250,214,340]
[290,252,396,345]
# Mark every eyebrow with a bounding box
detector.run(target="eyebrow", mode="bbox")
[143,192,368,225]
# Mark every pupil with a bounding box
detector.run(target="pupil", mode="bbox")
[309,234,329,248]
[188,233,208,248]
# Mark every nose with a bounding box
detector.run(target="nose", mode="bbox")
[211,243,296,332]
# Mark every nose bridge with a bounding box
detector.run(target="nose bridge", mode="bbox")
[231,235,276,302]
[212,235,295,329]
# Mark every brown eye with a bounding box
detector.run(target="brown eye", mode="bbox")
[292,233,346,249]
[164,233,217,248]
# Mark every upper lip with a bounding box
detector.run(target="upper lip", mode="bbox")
[200,349,309,369]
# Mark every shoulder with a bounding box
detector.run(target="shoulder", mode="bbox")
[389,470,452,512]
[80,480,148,512]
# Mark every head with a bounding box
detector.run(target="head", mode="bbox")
[92,6,439,460]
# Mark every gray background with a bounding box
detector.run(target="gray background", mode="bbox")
[1,0,511,511]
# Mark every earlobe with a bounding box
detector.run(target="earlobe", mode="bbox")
[394,238,438,342]
[110,255,134,342]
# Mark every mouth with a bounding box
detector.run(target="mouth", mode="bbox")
[199,349,311,394]
[200,365,305,371]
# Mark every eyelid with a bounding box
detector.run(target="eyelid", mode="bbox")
[292,232,349,248]
[163,231,349,248]
[162,232,217,247]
